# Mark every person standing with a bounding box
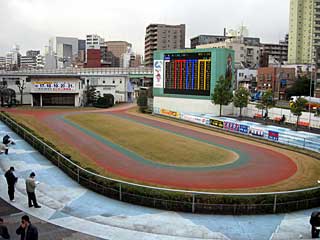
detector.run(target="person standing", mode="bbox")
[0,218,10,239]
[2,135,15,155]
[0,143,8,155]
[25,172,41,208]
[4,167,18,202]
[16,215,38,240]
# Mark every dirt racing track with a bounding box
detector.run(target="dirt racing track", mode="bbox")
[7,105,320,192]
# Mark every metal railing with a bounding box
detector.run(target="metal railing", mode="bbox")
[244,104,320,128]
[1,112,320,215]
[0,67,153,77]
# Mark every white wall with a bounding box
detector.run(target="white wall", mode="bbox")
[153,96,234,116]
[85,76,128,103]
[154,96,320,128]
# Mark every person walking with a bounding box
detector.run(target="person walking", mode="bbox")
[0,218,10,239]
[25,172,41,208]
[16,215,38,240]
[4,167,18,202]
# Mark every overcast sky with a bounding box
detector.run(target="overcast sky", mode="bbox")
[0,0,290,56]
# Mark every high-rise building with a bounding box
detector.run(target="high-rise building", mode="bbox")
[197,37,260,69]
[36,55,44,69]
[0,57,5,70]
[5,45,21,70]
[20,50,41,69]
[86,34,104,50]
[288,0,320,64]
[78,39,86,63]
[85,34,104,67]
[144,24,186,66]
[26,50,40,58]
[260,34,289,66]
[105,41,132,67]
[48,37,79,68]
[191,35,260,49]
[20,56,36,68]
[130,54,143,68]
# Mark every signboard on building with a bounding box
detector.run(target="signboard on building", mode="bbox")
[239,124,249,134]
[209,119,224,128]
[32,81,76,92]
[163,52,212,96]
[224,121,240,132]
[249,127,265,137]
[160,108,180,118]
[268,131,279,141]
[153,60,164,88]
[181,114,208,125]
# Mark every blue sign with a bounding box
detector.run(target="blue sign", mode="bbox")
[239,124,249,134]
[268,131,279,141]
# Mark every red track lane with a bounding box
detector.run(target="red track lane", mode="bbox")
[6,107,298,190]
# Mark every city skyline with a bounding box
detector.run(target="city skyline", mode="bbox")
[0,0,289,56]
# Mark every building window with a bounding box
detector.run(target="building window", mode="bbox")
[113,80,115,84]
[120,81,122,84]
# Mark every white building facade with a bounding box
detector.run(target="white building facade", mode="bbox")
[236,69,257,92]
[20,56,36,68]
[86,34,104,50]
[30,77,84,107]
[197,38,260,68]
[84,76,133,103]
[47,37,79,68]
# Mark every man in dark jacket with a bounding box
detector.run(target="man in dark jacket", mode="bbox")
[4,167,18,202]
[3,135,15,155]
[16,215,38,240]
[0,218,10,239]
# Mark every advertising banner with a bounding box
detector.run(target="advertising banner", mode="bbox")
[210,119,224,128]
[153,60,164,88]
[268,131,279,141]
[239,124,249,134]
[181,114,209,125]
[224,121,240,132]
[32,81,76,92]
[160,109,180,118]
[249,127,265,137]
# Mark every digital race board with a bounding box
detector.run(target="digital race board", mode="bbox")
[163,52,211,96]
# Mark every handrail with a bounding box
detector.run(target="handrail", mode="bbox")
[0,67,153,77]
[1,111,319,197]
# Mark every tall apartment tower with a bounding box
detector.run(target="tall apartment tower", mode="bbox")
[144,24,186,66]
[288,0,320,64]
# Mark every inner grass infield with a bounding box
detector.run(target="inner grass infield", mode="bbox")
[65,113,238,167]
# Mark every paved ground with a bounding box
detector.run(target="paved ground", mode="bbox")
[0,120,318,240]
[0,198,103,240]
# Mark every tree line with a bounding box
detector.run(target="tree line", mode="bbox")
[212,75,308,130]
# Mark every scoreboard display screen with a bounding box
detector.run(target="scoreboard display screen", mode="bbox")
[164,52,211,96]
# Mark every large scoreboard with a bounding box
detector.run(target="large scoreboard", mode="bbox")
[163,52,212,96]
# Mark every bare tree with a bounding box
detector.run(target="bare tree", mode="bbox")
[15,80,26,105]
